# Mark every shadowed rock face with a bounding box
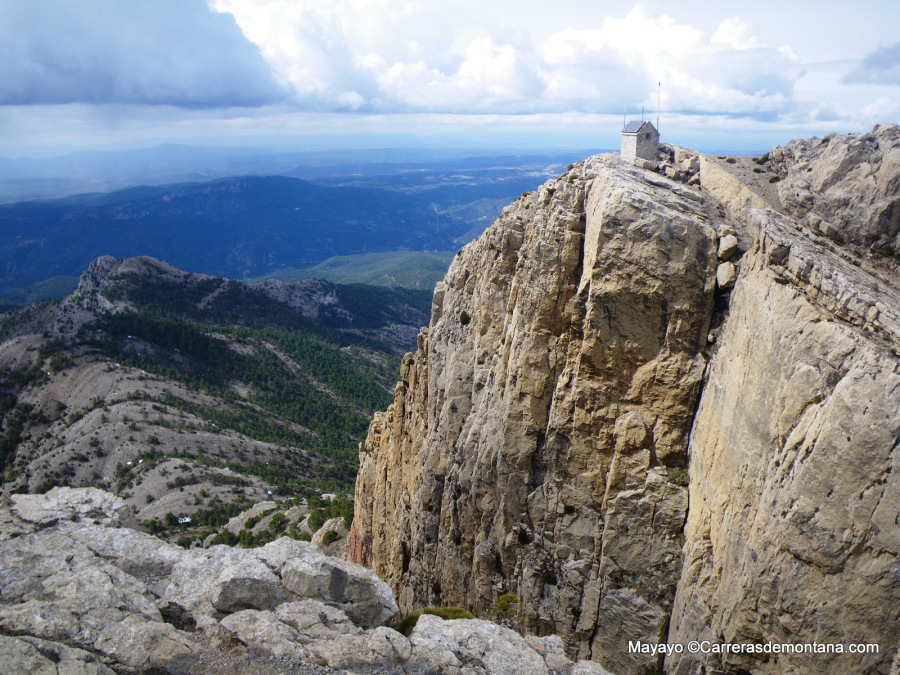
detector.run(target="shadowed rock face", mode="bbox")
[350,129,900,674]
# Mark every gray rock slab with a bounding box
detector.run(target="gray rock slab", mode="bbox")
[281,552,398,628]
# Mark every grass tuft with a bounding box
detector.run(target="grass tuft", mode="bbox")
[391,607,475,636]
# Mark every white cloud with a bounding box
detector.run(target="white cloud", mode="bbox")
[0,0,284,108]
[712,18,761,51]
[862,97,900,122]
[374,37,545,112]
[210,2,804,120]
[4,0,900,152]
[210,0,382,109]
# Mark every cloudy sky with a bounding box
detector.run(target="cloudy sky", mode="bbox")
[2,0,899,154]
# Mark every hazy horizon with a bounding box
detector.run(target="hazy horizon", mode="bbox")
[2,0,898,165]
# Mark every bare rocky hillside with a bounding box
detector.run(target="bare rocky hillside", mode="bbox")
[349,125,900,674]
[0,256,429,546]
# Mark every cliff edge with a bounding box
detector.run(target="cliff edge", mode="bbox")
[349,126,900,674]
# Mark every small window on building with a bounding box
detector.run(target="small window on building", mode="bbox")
[645,132,651,139]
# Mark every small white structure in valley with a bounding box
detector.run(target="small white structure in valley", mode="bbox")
[621,120,659,161]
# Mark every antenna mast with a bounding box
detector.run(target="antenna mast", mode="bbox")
[656,82,661,132]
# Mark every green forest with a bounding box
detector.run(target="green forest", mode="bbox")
[77,274,417,490]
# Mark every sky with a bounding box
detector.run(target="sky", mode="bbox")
[1,0,899,155]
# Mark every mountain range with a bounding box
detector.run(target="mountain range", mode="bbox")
[0,255,431,546]
[0,175,469,293]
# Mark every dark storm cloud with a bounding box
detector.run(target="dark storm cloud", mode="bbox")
[0,0,285,107]
[843,41,900,86]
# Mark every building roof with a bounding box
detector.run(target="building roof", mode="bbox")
[622,120,656,134]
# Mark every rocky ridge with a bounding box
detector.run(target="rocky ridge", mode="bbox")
[349,126,900,674]
[774,124,900,252]
[0,254,428,544]
[0,487,611,674]
[54,255,428,354]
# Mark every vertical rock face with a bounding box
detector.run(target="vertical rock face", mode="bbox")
[668,208,900,675]
[351,156,719,674]
[351,128,900,675]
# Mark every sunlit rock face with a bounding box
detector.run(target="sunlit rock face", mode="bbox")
[351,155,719,675]
[351,128,900,675]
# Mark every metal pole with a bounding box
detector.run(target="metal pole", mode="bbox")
[657,82,661,132]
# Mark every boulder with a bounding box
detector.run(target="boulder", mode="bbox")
[525,634,571,673]
[681,156,699,173]
[93,614,198,672]
[524,633,614,674]
[0,530,162,626]
[252,536,313,574]
[716,261,737,288]
[0,634,115,675]
[0,600,79,641]
[408,614,549,674]
[211,560,284,612]
[674,147,695,164]
[67,523,184,583]
[218,609,309,660]
[0,635,57,675]
[10,487,127,527]
[274,599,361,641]
[717,233,739,260]
[163,545,246,620]
[281,550,398,628]
[306,626,411,671]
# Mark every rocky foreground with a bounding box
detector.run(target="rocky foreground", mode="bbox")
[350,126,900,674]
[0,487,610,674]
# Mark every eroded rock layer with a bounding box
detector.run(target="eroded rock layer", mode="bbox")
[352,155,720,674]
[668,209,900,675]
[351,128,900,675]
[0,488,610,675]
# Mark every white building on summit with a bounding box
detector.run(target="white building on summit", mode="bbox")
[621,120,659,161]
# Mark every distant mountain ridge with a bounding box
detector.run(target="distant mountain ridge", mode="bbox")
[255,250,456,290]
[0,255,432,543]
[0,174,469,293]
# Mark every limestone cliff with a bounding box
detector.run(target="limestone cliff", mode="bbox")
[350,126,900,674]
